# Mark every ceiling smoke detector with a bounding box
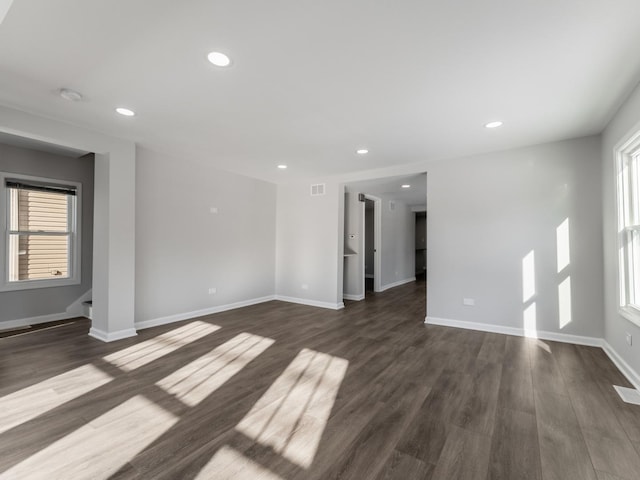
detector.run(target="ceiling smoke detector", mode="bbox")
[59,88,83,102]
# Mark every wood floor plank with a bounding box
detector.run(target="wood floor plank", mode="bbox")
[1,277,638,480]
[534,390,597,480]
[595,471,628,480]
[486,408,542,480]
[396,369,473,464]
[595,381,640,443]
[529,339,569,398]
[477,332,507,364]
[581,428,640,480]
[566,380,627,440]
[325,382,432,480]
[452,360,502,437]
[429,424,491,480]
[375,450,434,480]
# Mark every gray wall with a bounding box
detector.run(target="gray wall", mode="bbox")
[276,181,343,307]
[379,195,415,288]
[602,81,640,377]
[427,135,604,338]
[135,147,276,323]
[0,143,94,323]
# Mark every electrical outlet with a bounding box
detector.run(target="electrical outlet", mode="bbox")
[463,298,475,306]
[208,287,217,295]
[626,332,633,346]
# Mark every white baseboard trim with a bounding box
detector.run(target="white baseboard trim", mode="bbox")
[343,293,365,301]
[89,327,137,342]
[603,341,640,391]
[424,316,603,347]
[379,277,416,292]
[136,295,276,331]
[0,312,78,332]
[275,295,345,310]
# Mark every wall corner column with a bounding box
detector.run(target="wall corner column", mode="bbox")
[89,143,136,341]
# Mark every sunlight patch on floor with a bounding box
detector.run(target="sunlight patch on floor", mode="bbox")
[236,348,349,468]
[1,395,178,479]
[103,321,220,371]
[195,445,283,480]
[156,332,274,406]
[0,364,112,435]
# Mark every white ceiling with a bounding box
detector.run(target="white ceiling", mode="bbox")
[345,173,427,207]
[0,131,88,158]
[1,1,639,183]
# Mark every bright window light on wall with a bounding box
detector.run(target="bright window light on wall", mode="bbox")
[0,0,14,25]
[556,218,571,273]
[616,130,640,327]
[522,250,536,303]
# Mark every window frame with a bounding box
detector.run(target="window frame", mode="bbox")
[0,172,81,292]
[616,129,640,327]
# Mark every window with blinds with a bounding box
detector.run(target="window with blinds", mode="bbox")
[616,130,640,327]
[2,175,80,289]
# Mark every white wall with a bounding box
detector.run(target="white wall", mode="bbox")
[602,81,640,380]
[343,192,364,299]
[379,195,415,289]
[135,148,276,325]
[275,181,343,309]
[427,136,604,339]
[0,144,94,324]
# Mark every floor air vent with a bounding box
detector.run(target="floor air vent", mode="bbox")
[614,385,640,405]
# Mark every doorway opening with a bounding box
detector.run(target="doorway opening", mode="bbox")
[342,173,427,318]
[363,195,382,295]
[415,211,426,282]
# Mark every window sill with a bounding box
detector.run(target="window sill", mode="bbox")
[619,306,640,328]
[0,276,81,292]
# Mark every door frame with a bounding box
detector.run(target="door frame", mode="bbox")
[364,194,382,293]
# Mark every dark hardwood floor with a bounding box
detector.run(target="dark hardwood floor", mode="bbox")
[1,279,640,479]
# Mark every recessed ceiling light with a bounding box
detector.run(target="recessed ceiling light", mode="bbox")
[401,184,411,188]
[485,121,503,129]
[207,51,232,67]
[356,149,369,155]
[59,88,83,102]
[277,164,287,169]
[115,107,135,117]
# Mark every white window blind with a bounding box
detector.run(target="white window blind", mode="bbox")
[2,174,80,291]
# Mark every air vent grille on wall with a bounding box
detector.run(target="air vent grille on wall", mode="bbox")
[311,184,326,196]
